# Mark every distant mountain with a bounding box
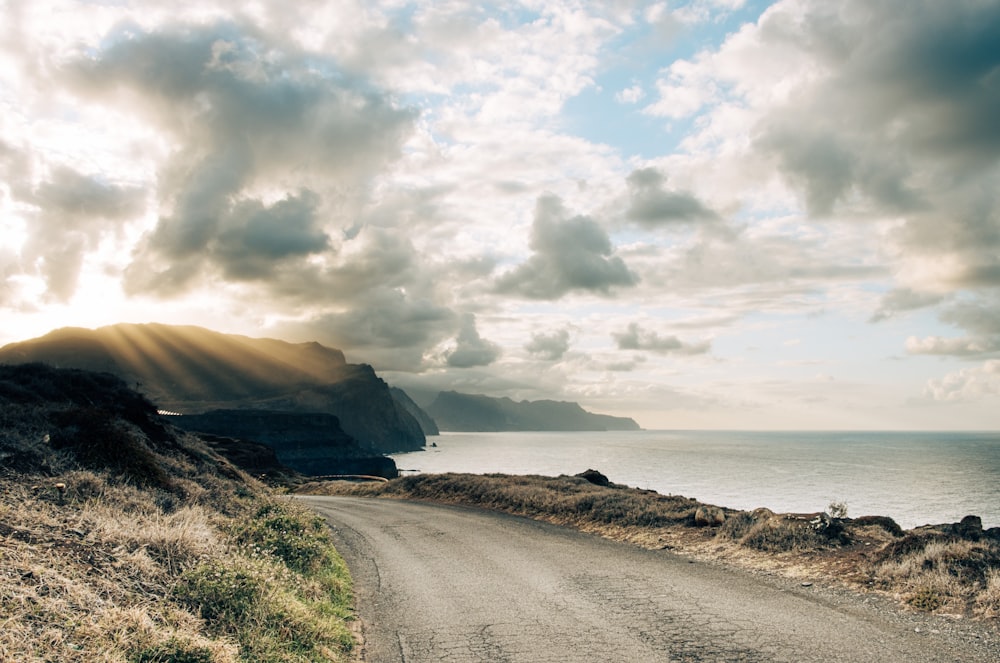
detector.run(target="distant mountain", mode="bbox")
[0,323,427,454]
[425,391,641,432]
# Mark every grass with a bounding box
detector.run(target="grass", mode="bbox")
[0,363,356,662]
[300,472,1000,620]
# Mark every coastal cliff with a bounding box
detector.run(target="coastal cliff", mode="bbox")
[425,391,641,432]
[172,409,397,478]
[0,323,427,454]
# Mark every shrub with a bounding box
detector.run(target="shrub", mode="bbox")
[827,501,848,519]
[740,517,823,552]
[50,408,171,488]
[717,511,756,541]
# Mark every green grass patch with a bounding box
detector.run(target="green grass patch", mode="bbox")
[178,500,354,662]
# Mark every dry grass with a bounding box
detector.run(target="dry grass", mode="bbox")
[0,363,357,662]
[301,472,1000,620]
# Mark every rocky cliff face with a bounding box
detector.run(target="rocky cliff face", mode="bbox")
[0,323,426,454]
[425,391,641,432]
[171,410,398,478]
[247,365,426,454]
[391,387,440,436]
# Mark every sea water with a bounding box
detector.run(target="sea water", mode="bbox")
[391,430,1000,530]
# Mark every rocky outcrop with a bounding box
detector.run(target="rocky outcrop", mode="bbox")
[575,469,611,487]
[0,323,427,455]
[170,409,398,479]
[425,391,641,432]
[194,432,300,484]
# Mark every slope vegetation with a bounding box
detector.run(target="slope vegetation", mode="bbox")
[0,363,357,662]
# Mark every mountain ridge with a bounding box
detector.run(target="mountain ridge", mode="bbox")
[0,323,425,454]
[425,390,641,432]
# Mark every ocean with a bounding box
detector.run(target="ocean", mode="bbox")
[391,430,1000,530]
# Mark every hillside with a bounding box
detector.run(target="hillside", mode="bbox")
[0,363,357,661]
[0,323,426,454]
[425,391,641,432]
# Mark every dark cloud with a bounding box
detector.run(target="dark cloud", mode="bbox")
[613,322,710,355]
[273,289,457,372]
[940,298,1000,337]
[494,194,637,299]
[67,21,416,296]
[446,314,502,368]
[752,0,1000,283]
[903,295,1000,358]
[214,190,330,280]
[870,288,945,323]
[525,328,570,361]
[29,166,145,220]
[625,167,717,226]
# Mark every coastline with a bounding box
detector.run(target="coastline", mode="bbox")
[391,429,1000,530]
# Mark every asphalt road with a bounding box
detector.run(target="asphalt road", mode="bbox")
[297,495,999,663]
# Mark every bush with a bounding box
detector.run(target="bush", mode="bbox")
[50,408,171,488]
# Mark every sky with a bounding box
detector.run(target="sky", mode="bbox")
[1,0,999,430]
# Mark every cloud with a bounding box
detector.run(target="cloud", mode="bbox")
[213,190,330,280]
[525,328,571,361]
[624,167,718,226]
[870,288,945,322]
[271,288,457,372]
[925,360,1000,403]
[446,314,501,368]
[613,322,711,355]
[2,149,146,302]
[65,21,416,296]
[903,296,1000,358]
[905,335,1000,358]
[747,1,1000,275]
[495,194,638,299]
[939,297,1000,337]
[615,84,645,104]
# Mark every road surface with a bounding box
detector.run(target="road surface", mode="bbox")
[298,496,999,663]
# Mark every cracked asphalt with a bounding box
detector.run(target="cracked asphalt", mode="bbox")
[297,496,1000,663]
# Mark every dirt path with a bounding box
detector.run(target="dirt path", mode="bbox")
[298,496,999,663]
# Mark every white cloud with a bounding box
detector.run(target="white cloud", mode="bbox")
[905,336,1000,358]
[615,84,645,104]
[925,360,1000,403]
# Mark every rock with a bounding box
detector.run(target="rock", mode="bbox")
[576,469,610,487]
[694,506,726,526]
[954,515,983,541]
